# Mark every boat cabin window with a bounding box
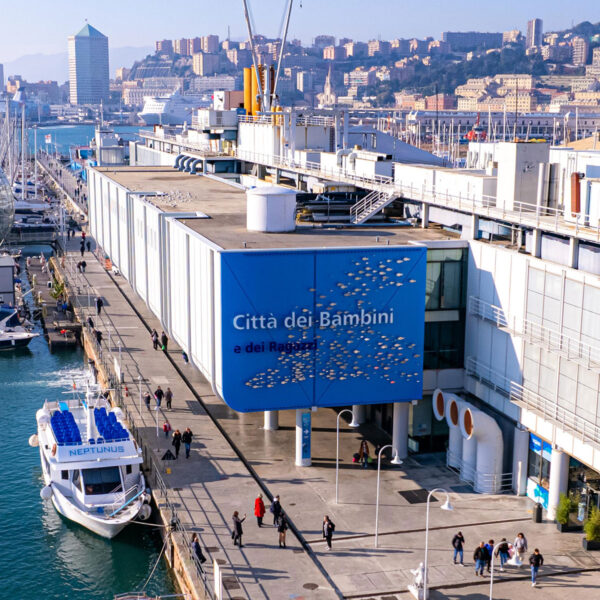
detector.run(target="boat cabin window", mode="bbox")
[61,470,69,480]
[72,469,82,491]
[126,465,132,475]
[82,467,122,495]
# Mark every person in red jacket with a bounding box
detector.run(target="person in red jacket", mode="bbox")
[254,493,265,527]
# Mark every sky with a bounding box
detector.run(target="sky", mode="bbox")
[0,0,598,62]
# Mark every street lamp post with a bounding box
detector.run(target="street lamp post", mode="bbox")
[138,375,142,415]
[375,444,401,548]
[423,488,453,599]
[336,408,354,504]
[489,539,520,599]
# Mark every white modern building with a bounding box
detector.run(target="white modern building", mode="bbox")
[68,24,109,105]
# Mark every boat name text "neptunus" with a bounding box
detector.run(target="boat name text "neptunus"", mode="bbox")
[232,308,394,331]
[68,446,125,457]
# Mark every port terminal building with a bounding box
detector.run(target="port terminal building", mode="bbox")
[89,103,600,520]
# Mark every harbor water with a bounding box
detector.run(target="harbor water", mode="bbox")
[28,125,149,155]
[0,259,173,600]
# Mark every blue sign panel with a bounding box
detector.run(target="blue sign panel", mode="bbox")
[219,246,427,412]
[302,412,311,459]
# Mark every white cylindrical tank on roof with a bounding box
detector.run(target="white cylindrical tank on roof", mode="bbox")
[460,405,504,494]
[246,186,297,233]
[432,388,464,469]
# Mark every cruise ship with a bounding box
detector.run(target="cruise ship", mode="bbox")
[138,90,210,126]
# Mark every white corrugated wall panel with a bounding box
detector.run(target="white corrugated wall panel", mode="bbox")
[168,223,189,350]
[145,205,162,316]
[109,182,119,261]
[117,187,130,279]
[132,199,147,302]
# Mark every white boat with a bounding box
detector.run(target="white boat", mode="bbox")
[138,90,208,126]
[0,305,38,349]
[33,385,151,538]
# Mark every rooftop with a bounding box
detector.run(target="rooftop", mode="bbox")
[95,166,459,250]
[74,24,107,38]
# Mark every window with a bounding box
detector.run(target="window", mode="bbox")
[126,465,132,475]
[424,321,464,369]
[72,469,82,491]
[61,470,69,480]
[528,434,551,491]
[82,467,122,495]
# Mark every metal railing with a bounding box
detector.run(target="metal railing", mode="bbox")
[465,356,513,397]
[469,295,600,371]
[350,190,394,224]
[446,449,513,494]
[509,381,600,450]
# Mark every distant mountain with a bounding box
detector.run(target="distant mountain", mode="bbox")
[3,46,154,83]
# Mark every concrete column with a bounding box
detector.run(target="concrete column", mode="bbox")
[569,237,579,270]
[512,428,529,496]
[532,228,542,258]
[295,409,311,467]
[470,214,480,240]
[547,448,570,521]
[349,404,366,428]
[421,203,430,228]
[392,402,409,461]
[264,411,279,431]
[275,169,282,184]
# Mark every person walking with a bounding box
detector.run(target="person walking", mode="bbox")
[254,493,265,527]
[165,387,173,410]
[144,392,152,410]
[277,512,288,548]
[80,242,85,257]
[473,542,489,577]
[270,495,282,525]
[95,296,103,316]
[323,515,335,550]
[80,260,87,273]
[151,329,159,350]
[495,538,510,572]
[172,429,182,458]
[182,427,193,458]
[452,531,465,565]
[86,240,91,252]
[358,439,370,469]
[514,532,528,563]
[484,539,494,573]
[94,329,103,345]
[529,548,543,587]
[232,511,246,547]
[191,533,207,571]
[154,385,164,408]
[161,330,169,351]
[162,420,172,438]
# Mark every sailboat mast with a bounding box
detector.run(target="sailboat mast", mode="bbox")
[21,103,25,201]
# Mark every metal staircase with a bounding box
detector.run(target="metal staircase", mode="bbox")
[350,190,396,225]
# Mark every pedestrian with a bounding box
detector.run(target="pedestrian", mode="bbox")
[163,420,172,438]
[277,512,288,548]
[81,231,86,241]
[323,515,335,550]
[484,539,494,573]
[77,261,82,273]
[514,532,528,562]
[81,260,86,273]
[80,243,84,257]
[165,387,173,409]
[161,330,168,351]
[95,296,103,316]
[87,315,95,330]
[232,511,246,547]
[172,429,182,458]
[182,427,193,458]
[358,439,370,469]
[254,493,265,527]
[151,328,159,350]
[529,548,543,587]
[191,533,207,570]
[144,392,152,410]
[154,385,164,408]
[270,495,282,525]
[473,542,489,577]
[495,538,510,572]
[182,350,189,364]
[452,531,465,566]
[86,240,91,252]
[94,329,103,345]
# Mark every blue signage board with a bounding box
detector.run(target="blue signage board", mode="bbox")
[219,246,427,412]
[302,412,311,459]
[527,477,549,510]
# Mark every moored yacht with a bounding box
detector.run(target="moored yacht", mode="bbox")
[33,386,151,538]
[0,305,38,349]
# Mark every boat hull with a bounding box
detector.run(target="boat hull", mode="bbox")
[0,334,37,350]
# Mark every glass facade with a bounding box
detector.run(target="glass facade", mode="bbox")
[526,434,551,509]
[424,248,467,370]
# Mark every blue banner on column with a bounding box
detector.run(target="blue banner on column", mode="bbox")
[302,412,311,460]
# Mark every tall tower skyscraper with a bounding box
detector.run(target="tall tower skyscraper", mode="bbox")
[68,24,109,105]
[526,18,543,49]
[0,64,4,91]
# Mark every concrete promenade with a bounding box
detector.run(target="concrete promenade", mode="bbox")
[57,233,600,600]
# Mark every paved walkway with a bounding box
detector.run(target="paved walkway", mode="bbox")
[59,233,600,600]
